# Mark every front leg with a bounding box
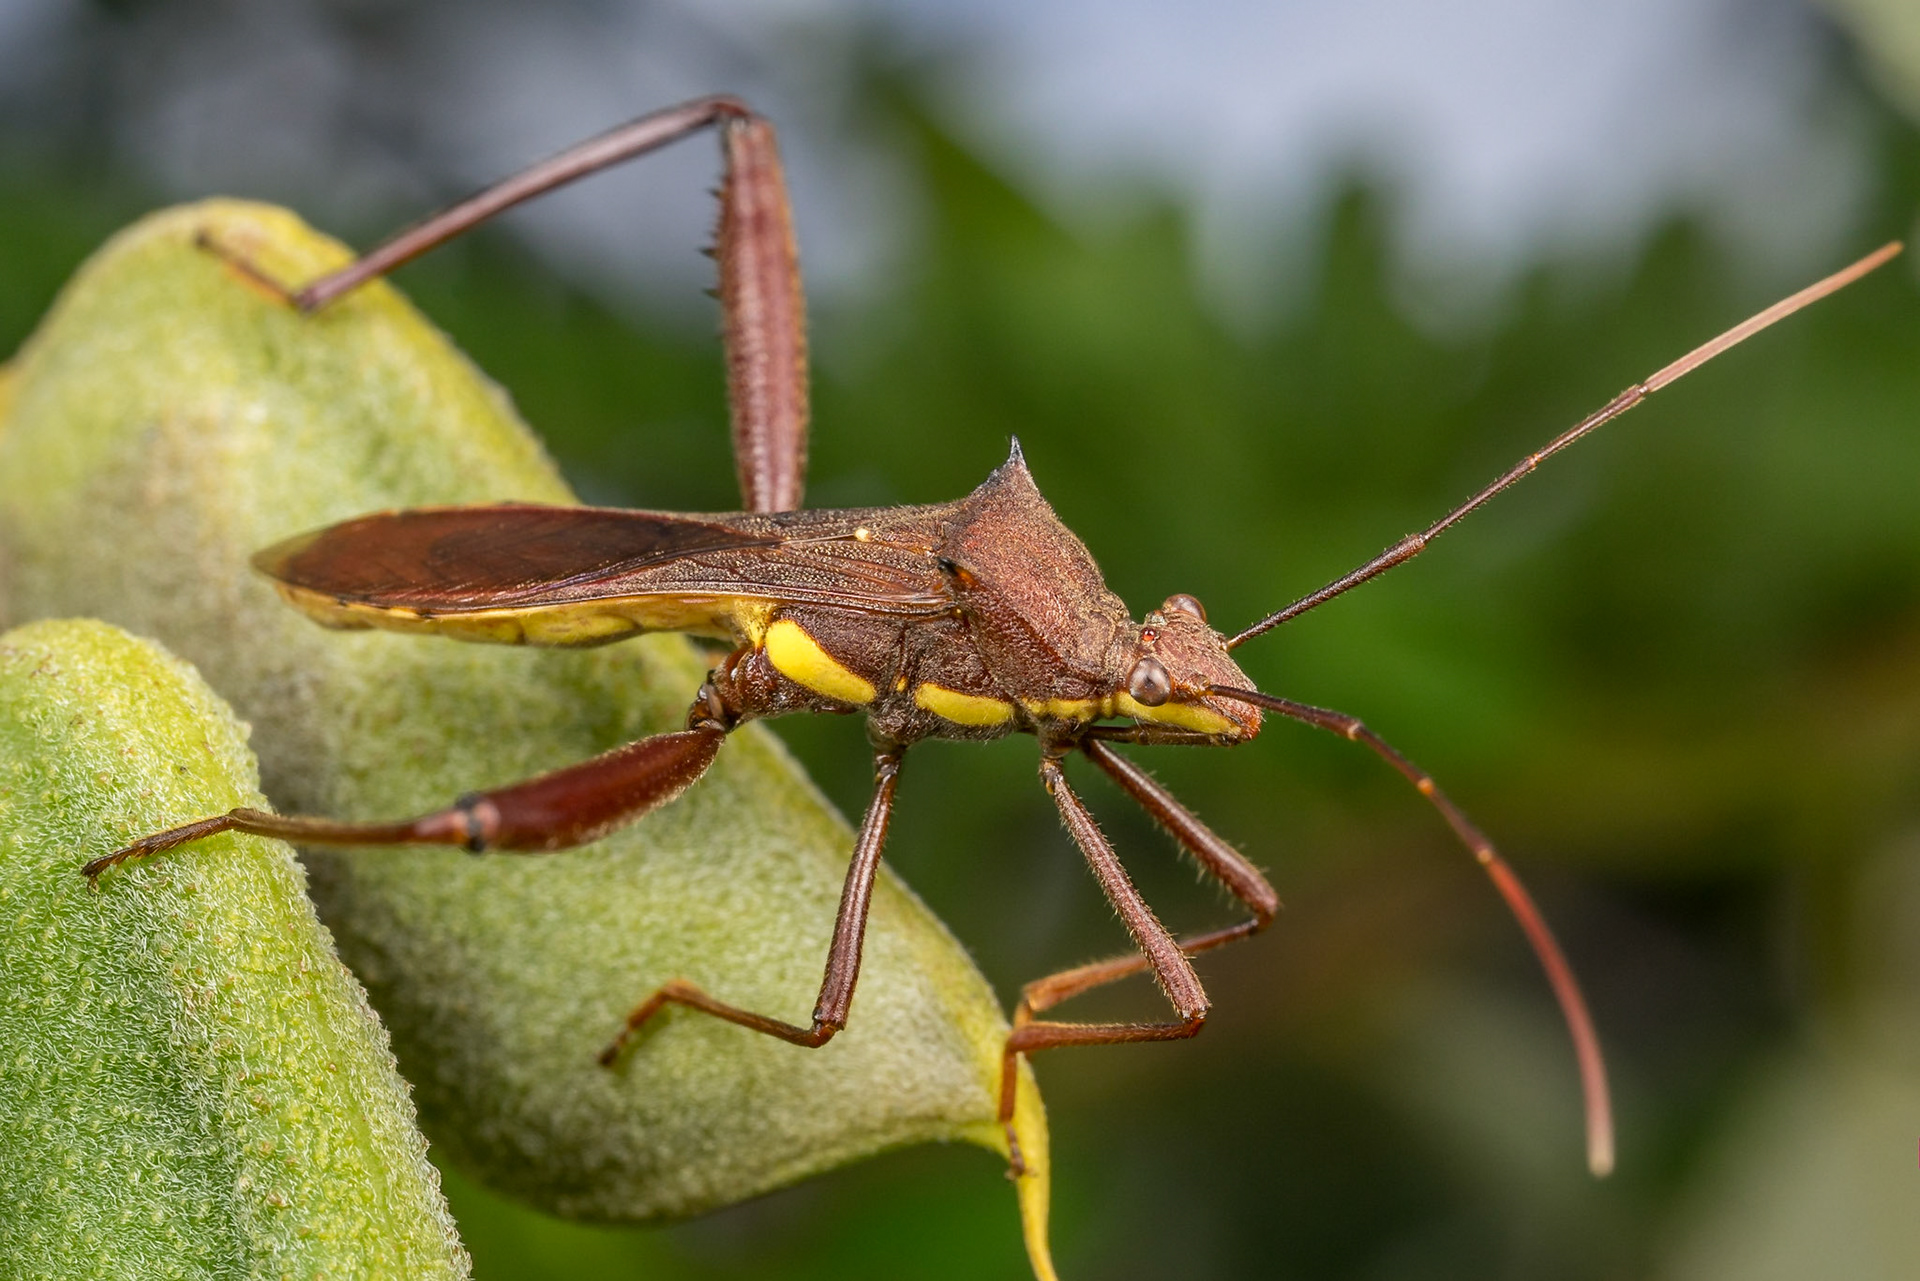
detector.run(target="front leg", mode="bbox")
[1001,740,1280,1032]
[995,754,1213,1173]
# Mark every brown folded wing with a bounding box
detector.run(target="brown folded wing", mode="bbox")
[253,503,953,647]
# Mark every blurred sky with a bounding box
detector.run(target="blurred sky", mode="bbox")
[0,0,1886,328]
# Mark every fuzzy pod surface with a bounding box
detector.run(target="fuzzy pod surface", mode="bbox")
[0,618,468,1280]
[0,202,1053,1275]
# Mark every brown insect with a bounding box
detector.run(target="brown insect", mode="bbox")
[82,96,1901,1184]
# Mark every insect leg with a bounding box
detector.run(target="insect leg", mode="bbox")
[82,723,727,884]
[1084,739,1278,939]
[597,746,904,1063]
[1008,740,1278,1024]
[714,111,808,512]
[995,756,1211,1172]
[199,94,809,511]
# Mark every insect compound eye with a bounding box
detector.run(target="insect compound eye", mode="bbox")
[1127,655,1173,707]
[1160,593,1207,623]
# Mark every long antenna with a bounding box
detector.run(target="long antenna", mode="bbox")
[1229,241,1904,650]
[1209,683,1614,1177]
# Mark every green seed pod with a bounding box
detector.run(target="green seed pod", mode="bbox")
[0,203,1052,1277]
[0,618,468,1279]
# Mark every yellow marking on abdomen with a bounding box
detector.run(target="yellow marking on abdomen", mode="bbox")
[1015,689,1241,736]
[915,682,1014,727]
[1021,697,1100,723]
[764,618,876,704]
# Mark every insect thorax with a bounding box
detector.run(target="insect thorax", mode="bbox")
[715,451,1254,745]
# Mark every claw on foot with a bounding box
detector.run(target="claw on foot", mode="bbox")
[193,228,307,309]
[1004,1120,1028,1179]
[80,812,237,885]
[82,842,148,885]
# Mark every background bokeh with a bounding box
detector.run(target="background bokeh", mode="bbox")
[4,1,1919,1277]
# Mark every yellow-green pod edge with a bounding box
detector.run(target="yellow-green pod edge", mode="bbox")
[0,617,468,1279]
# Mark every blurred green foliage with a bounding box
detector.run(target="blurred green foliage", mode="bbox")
[3,60,1918,1281]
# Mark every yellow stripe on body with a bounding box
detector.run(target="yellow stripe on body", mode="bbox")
[1114,692,1238,736]
[764,618,876,704]
[915,682,1014,727]
[1018,691,1238,737]
[1020,697,1100,722]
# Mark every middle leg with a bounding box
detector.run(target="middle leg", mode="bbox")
[598,746,905,1064]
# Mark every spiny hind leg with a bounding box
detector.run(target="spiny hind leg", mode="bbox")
[195,93,809,511]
